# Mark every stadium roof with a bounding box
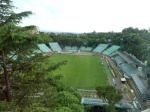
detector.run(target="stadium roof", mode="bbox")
[131,74,150,96]
[102,45,120,56]
[114,56,125,65]
[49,42,62,52]
[116,51,145,66]
[109,52,117,57]
[38,44,52,53]
[81,98,104,106]
[93,44,108,53]
[81,98,133,109]
[120,63,138,76]
[79,46,92,51]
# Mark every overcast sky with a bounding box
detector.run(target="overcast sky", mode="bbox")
[13,0,150,33]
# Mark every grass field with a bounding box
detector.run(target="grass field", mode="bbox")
[51,54,111,89]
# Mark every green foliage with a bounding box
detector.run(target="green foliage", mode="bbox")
[69,103,84,112]
[0,1,84,112]
[0,0,14,25]
[50,27,149,60]
[96,85,123,103]
[24,107,51,112]
[0,99,21,112]
[122,27,140,34]
[56,91,79,107]
[2,1,149,111]
[55,90,84,112]
[105,104,116,112]
[0,0,53,103]
[67,87,82,100]
[84,105,92,112]
[96,85,108,101]
[96,85,123,112]
[5,11,33,24]
[55,107,73,112]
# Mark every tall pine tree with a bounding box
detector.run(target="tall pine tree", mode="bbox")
[0,0,60,103]
[0,1,85,112]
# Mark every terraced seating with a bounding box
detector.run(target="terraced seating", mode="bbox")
[71,46,78,51]
[120,63,138,76]
[81,98,133,109]
[65,46,72,51]
[86,47,93,51]
[131,74,150,101]
[49,42,62,52]
[114,56,125,65]
[102,45,120,56]
[79,46,92,51]
[38,44,52,53]
[93,44,108,53]
[109,52,117,57]
[79,46,86,51]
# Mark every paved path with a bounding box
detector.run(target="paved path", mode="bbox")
[109,77,132,103]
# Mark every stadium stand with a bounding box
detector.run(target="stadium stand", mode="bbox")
[81,98,133,110]
[114,56,125,65]
[49,42,62,52]
[109,52,117,57]
[11,55,17,60]
[120,63,138,76]
[102,45,120,56]
[112,49,150,102]
[64,46,72,51]
[37,44,52,53]
[81,98,104,106]
[64,46,79,51]
[34,49,42,53]
[86,47,93,51]
[11,50,40,61]
[71,46,78,51]
[79,46,86,51]
[115,51,147,78]
[116,51,144,66]
[79,46,93,51]
[131,74,150,101]
[93,44,108,53]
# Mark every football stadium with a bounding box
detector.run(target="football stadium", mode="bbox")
[2,1,150,111]
[37,42,150,111]
[38,43,117,89]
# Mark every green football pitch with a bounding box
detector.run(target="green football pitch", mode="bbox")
[51,54,111,89]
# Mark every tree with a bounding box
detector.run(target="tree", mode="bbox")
[0,0,37,102]
[55,107,73,112]
[0,0,13,25]
[122,27,139,34]
[55,90,84,112]
[0,0,66,104]
[96,85,123,112]
[0,1,85,112]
